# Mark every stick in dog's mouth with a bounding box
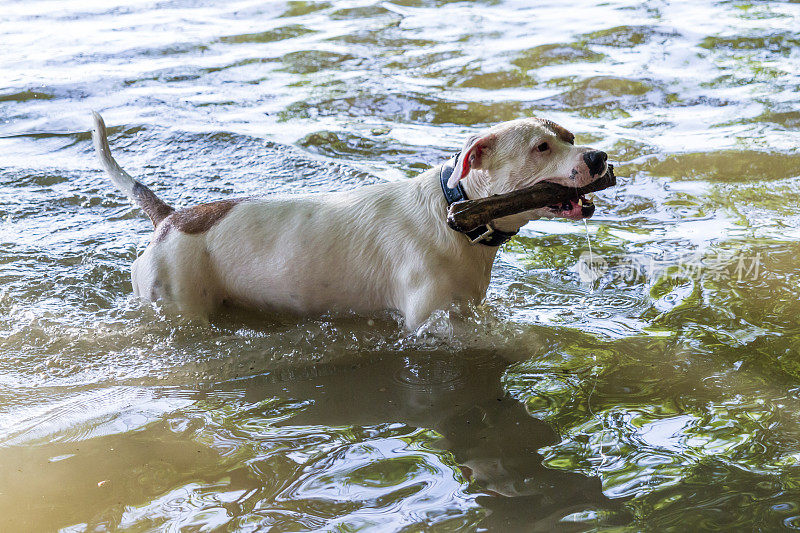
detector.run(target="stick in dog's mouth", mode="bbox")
[447,165,617,233]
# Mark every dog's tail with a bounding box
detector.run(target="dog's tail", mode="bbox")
[91,111,174,227]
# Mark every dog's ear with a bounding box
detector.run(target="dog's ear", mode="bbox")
[448,133,496,188]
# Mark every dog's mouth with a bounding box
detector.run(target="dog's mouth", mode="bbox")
[546,194,595,220]
[543,166,614,220]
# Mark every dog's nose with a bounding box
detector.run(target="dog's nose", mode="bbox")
[583,150,608,176]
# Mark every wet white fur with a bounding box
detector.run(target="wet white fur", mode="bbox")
[93,116,602,330]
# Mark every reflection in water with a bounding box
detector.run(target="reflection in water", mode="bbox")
[2,350,627,531]
[1,0,800,530]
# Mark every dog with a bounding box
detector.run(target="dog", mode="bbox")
[91,113,608,329]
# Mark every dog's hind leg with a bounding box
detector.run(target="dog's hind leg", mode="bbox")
[137,234,221,318]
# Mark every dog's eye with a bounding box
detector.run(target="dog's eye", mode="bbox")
[537,142,549,152]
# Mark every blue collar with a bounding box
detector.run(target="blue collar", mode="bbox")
[439,154,517,247]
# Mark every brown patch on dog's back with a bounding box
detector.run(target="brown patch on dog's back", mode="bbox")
[156,198,245,241]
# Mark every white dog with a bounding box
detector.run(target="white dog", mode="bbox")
[92,112,608,329]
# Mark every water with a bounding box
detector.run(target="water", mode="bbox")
[1,0,800,530]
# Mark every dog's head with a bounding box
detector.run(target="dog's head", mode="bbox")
[448,117,609,226]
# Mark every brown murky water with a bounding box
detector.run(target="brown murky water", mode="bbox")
[2,0,800,530]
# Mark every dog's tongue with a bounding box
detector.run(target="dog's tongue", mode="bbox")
[556,197,590,220]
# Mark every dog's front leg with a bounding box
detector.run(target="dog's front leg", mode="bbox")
[400,281,451,331]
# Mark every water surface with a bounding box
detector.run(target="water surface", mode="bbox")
[1,0,800,530]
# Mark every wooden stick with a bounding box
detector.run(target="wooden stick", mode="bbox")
[447,165,617,233]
